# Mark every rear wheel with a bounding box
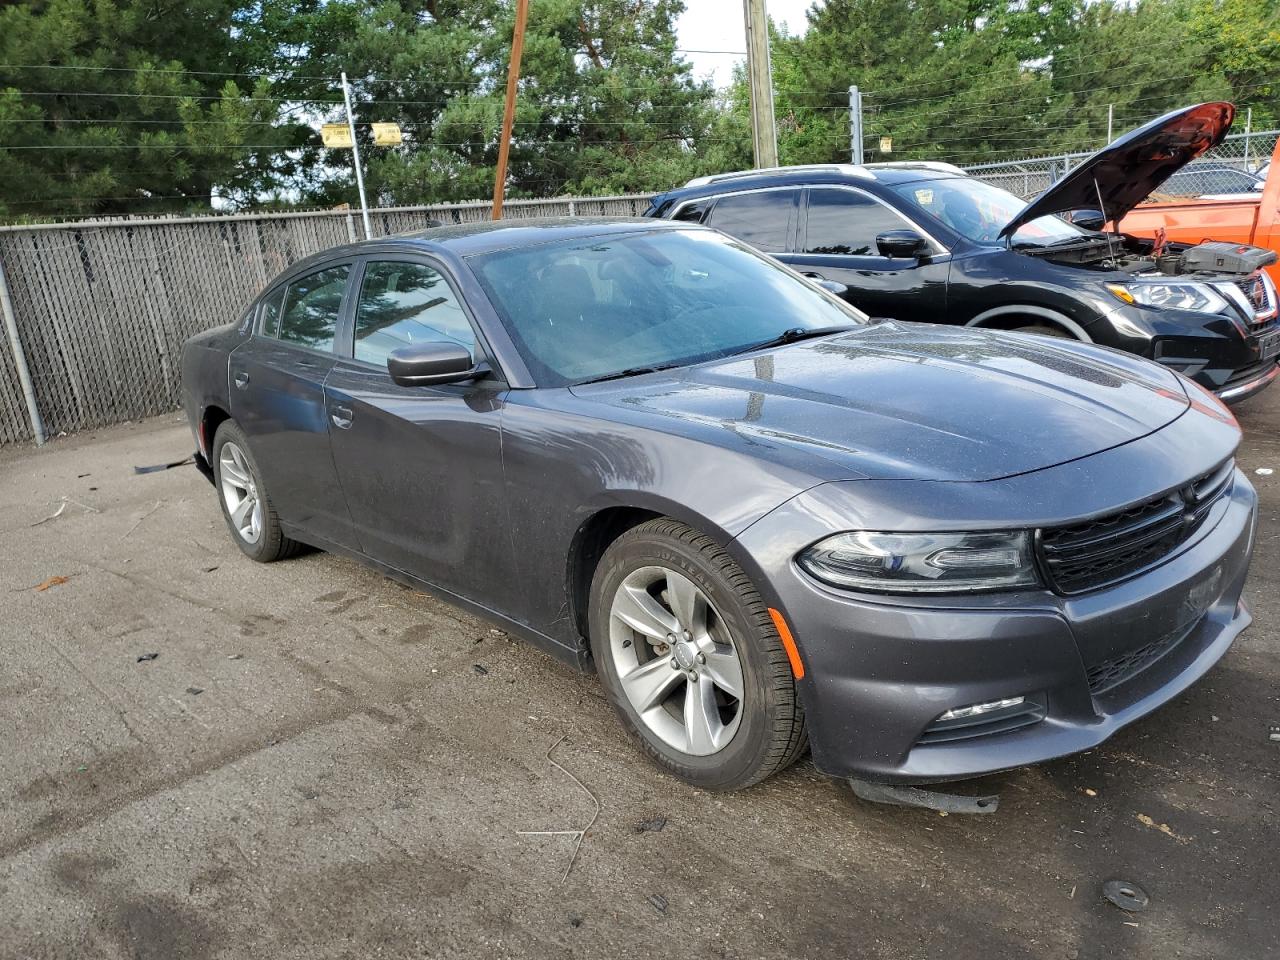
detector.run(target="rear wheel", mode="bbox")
[212,421,301,563]
[590,518,807,790]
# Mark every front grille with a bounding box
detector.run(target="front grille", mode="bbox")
[1038,460,1234,594]
[916,698,1047,746]
[1087,619,1199,696]
[1232,272,1278,326]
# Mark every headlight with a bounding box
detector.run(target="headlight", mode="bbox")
[797,531,1038,593]
[1106,281,1227,314]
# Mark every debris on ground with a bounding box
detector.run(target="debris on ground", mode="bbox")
[1103,879,1150,912]
[203,566,219,574]
[1268,723,1280,743]
[30,497,99,527]
[568,914,583,929]
[635,816,667,834]
[228,653,244,660]
[133,457,195,475]
[1256,467,1274,476]
[1084,788,1098,797]
[516,735,601,884]
[647,894,669,915]
[473,664,489,676]
[123,501,164,538]
[136,653,159,663]
[30,575,70,592]
[1136,812,1190,843]
[186,687,204,696]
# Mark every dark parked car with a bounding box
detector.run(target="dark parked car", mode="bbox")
[1160,164,1264,199]
[182,218,1256,799]
[645,102,1280,403]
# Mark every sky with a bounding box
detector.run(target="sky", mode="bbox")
[675,0,814,88]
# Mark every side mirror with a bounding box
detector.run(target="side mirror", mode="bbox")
[1067,209,1107,231]
[387,342,481,387]
[876,229,929,259]
[817,279,849,298]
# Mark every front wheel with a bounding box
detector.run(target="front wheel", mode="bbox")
[1012,323,1072,339]
[590,518,807,790]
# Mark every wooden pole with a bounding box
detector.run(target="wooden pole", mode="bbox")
[492,0,530,220]
[743,0,778,168]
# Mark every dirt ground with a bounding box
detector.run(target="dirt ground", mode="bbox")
[0,393,1277,960]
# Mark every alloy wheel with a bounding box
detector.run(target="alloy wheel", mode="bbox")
[218,441,263,545]
[608,565,745,756]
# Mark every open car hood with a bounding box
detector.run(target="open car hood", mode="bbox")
[999,102,1235,239]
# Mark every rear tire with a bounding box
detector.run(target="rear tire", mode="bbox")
[590,518,807,790]
[211,421,302,563]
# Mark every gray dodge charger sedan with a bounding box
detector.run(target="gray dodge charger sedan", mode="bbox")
[182,218,1257,795]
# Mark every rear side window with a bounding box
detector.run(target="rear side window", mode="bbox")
[353,261,477,367]
[671,198,711,223]
[802,188,912,256]
[275,265,350,352]
[705,190,796,251]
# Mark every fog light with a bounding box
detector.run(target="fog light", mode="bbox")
[938,696,1025,722]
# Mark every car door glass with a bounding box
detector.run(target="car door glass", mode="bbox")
[276,265,349,352]
[705,190,796,251]
[803,188,909,256]
[259,286,285,338]
[353,261,478,366]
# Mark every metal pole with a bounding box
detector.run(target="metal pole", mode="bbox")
[0,254,45,445]
[849,86,864,165]
[1107,103,1114,143]
[743,0,779,168]
[1244,107,1253,170]
[492,0,530,220]
[340,72,373,240]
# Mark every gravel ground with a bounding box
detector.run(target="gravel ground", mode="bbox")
[1,394,1277,960]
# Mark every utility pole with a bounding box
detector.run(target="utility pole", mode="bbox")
[1106,103,1114,143]
[848,86,864,164]
[340,72,373,240]
[743,0,778,168]
[492,0,530,220]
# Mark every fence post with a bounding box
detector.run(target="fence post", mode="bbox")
[0,253,45,445]
[849,86,864,165]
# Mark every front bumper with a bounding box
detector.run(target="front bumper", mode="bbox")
[734,459,1257,784]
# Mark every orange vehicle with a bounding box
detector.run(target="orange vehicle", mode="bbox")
[1122,137,1280,286]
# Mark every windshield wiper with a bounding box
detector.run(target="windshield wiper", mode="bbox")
[579,362,683,385]
[728,324,858,356]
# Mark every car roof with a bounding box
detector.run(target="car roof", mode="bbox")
[652,163,967,206]
[282,217,693,275]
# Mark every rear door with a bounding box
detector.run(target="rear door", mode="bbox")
[783,186,951,322]
[323,256,517,607]
[700,187,800,255]
[228,262,356,548]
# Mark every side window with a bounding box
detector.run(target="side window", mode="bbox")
[353,261,477,367]
[258,287,284,338]
[803,188,913,256]
[705,190,796,251]
[275,265,350,352]
[671,198,711,223]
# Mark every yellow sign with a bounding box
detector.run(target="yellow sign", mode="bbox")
[321,123,354,148]
[372,123,403,147]
[879,136,893,154]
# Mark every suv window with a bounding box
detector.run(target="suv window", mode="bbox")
[259,287,285,338]
[275,265,350,352]
[354,260,477,367]
[705,190,796,250]
[803,188,911,256]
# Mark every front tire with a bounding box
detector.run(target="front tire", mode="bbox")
[212,421,301,563]
[590,518,807,790]
[1012,323,1071,339]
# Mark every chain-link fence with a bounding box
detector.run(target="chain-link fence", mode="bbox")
[0,194,650,446]
[964,129,1280,199]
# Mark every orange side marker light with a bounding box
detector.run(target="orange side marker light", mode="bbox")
[768,607,805,679]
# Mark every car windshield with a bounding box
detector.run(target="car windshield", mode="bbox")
[891,176,1088,246]
[468,228,867,386]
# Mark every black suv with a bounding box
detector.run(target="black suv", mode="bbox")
[645,102,1280,403]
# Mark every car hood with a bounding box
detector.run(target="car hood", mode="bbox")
[577,323,1191,482]
[1000,101,1235,239]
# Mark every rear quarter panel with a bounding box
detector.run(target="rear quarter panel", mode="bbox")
[180,323,245,450]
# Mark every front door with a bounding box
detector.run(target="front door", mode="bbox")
[778,186,950,323]
[228,263,355,548]
[324,257,516,607]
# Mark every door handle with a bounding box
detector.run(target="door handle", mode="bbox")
[330,404,354,430]
[233,371,249,389]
